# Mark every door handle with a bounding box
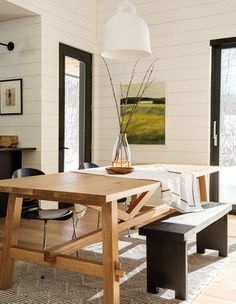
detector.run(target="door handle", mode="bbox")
[59,147,69,150]
[213,121,218,146]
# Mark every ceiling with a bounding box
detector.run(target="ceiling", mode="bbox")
[0,0,36,22]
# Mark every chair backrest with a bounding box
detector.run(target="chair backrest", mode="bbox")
[12,168,45,211]
[79,162,99,169]
[12,168,45,179]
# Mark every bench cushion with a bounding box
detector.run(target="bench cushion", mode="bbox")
[139,202,232,242]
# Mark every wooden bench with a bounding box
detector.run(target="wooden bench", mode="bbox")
[139,202,232,300]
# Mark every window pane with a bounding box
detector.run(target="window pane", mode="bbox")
[64,56,81,171]
[219,48,236,203]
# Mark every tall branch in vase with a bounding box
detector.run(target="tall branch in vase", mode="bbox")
[103,57,157,167]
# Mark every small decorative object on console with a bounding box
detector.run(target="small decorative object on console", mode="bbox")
[0,135,18,148]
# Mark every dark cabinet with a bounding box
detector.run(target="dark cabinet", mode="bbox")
[0,148,36,217]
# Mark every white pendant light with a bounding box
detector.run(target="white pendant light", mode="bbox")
[101,0,151,60]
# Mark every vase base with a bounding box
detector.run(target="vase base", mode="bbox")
[106,167,133,175]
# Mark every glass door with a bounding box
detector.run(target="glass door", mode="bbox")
[59,43,92,173]
[64,56,84,171]
[210,37,236,209]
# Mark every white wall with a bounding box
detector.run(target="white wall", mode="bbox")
[0,16,42,168]
[94,0,236,166]
[1,0,96,208]
[6,0,97,173]
[2,0,236,171]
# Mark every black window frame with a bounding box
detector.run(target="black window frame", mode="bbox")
[210,36,236,201]
[58,43,92,172]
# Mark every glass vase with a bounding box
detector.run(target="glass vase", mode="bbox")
[112,133,131,167]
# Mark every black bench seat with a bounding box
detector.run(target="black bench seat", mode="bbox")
[139,202,232,300]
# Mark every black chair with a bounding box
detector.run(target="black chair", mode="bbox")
[12,168,77,277]
[79,163,128,231]
[79,162,100,169]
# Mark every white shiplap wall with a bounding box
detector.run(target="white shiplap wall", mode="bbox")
[2,0,96,208]
[0,16,42,168]
[94,0,236,166]
[6,0,97,173]
[2,0,236,171]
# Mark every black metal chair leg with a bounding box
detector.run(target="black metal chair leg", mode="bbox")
[72,216,77,239]
[41,219,48,279]
[125,200,131,237]
[72,216,79,257]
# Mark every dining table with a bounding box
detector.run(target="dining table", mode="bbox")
[0,164,219,304]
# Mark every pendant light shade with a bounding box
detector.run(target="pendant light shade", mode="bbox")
[101,0,151,60]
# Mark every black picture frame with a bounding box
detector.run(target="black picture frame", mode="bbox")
[0,78,23,115]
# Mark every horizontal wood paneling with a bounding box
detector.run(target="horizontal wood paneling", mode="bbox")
[94,0,236,166]
[0,16,41,170]
[2,0,236,173]
[4,0,96,187]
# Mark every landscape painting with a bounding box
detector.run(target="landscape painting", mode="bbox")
[120,82,165,144]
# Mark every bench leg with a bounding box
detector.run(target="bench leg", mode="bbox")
[146,236,188,300]
[197,215,228,257]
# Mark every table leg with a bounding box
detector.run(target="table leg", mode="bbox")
[102,201,120,304]
[0,194,23,289]
[130,194,138,205]
[130,194,139,230]
[198,175,208,201]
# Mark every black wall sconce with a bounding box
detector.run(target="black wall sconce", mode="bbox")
[0,42,14,51]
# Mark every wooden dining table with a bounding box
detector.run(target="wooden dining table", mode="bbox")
[0,164,219,304]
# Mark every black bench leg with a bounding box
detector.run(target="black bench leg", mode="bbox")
[197,214,228,257]
[146,236,188,300]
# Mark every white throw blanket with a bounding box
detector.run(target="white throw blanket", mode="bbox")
[78,166,203,213]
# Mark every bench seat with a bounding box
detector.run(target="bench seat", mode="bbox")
[139,202,232,300]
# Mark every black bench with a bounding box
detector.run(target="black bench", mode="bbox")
[139,202,232,300]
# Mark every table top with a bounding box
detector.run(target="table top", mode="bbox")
[0,164,219,204]
[139,164,219,177]
[0,171,160,204]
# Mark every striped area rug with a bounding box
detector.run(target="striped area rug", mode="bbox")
[0,232,235,304]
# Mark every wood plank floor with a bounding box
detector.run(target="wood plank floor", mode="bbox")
[193,214,236,304]
[0,209,236,303]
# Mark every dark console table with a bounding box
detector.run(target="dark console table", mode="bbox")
[0,147,36,217]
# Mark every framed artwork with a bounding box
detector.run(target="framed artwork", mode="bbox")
[120,81,166,144]
[0,79,23,115]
